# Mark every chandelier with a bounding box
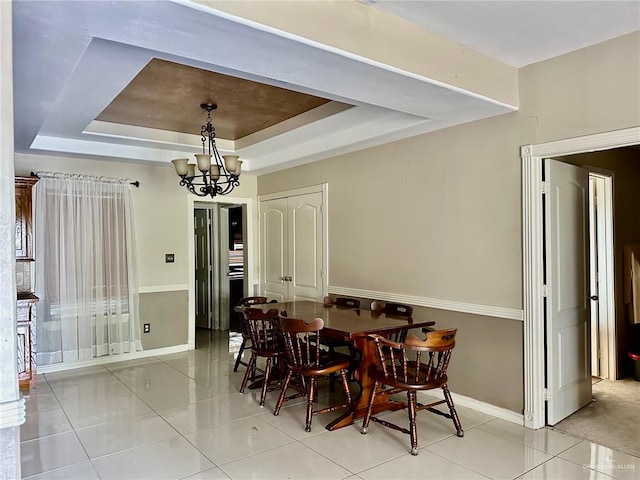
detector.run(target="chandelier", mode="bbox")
[171,103,241,197]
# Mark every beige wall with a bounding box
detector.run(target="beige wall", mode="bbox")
[258,32,640,412]
[260,114,523,309]
[139,291,189,349]
[559,147,640,375]
[518,31,640,144]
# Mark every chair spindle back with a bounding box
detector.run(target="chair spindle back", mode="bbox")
[370,329,457,386]
[275,317,324,369]
[244,308,280,351]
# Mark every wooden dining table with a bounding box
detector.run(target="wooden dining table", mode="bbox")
[246,300,436,430]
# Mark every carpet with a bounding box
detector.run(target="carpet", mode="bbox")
[551,378,640,458]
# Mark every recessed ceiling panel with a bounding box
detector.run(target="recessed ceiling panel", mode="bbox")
[97,58,344,140]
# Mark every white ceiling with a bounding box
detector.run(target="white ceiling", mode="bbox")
[369,0,640,67]
[12,1,640,174]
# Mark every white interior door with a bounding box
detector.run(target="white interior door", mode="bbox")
[588,177,600,376]
[261,197,287,302]
[194,209,211,329]
[288,192,323,302]
[217,206,231,330]
[590,174,613,379]
[545,159,592,425]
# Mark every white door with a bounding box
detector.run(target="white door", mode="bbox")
[288,193,323,302]
[194,209,211,329]
[260,192,323,302]
[261,197,288,302]
[588,174,613,379]
[217,206,231,330]
[588,177,599,376]
[545,159,592,425]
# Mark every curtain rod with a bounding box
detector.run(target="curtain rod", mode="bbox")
[30,172,140,188]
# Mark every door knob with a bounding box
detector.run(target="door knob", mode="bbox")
[590,295,599,301]
[287,276,293,281]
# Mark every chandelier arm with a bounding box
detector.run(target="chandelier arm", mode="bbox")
[179,176,209,197]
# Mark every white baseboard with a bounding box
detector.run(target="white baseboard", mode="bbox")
[37,344,190,374]
[422,389,524,426]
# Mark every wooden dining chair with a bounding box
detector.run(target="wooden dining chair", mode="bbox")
[239,307,285,407]
[324,296,361,309]
[361,329,463,455]
[319,297,361,351]
[321,297,361,390]
[370,301,414,342]
[273,316,352,432]
[234,296,276,374]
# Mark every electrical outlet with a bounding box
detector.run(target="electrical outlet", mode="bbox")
[143,323,150,333]
[165,253,175,263]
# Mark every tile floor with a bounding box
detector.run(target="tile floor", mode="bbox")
[20,330,639,479]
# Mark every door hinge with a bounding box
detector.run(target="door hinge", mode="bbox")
[541,181,549,194]
[542,285,549,297]
[543,388,550,401]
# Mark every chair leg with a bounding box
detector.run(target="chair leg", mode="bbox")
[305,376,316,432]
[259,357,273,407]
[443,385,464,437]
[361,379,379,434]
[339,369,352,405]
[408,391,419,455]
[239,354,256,393]
[273,369,292,416]
[328,347,336,392]
[233,337,247,372]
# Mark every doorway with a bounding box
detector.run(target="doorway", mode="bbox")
[521,127,640,430]
[539,151,640,454]
[187,195,255,350]
[193,204,247,334]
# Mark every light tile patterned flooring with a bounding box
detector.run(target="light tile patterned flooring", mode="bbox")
[20,330,639,479]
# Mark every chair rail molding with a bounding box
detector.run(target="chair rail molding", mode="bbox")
[328,286,523,321]
[521,126,640,430]
[138,284,189,294]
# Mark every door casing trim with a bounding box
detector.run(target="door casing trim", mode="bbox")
[521,126,639,429]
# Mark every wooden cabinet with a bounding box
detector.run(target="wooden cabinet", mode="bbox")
[17,295,38,390]
[15,176,38,260]
[15,176,39,390]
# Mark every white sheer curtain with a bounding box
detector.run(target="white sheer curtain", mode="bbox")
[34,172,142,365]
